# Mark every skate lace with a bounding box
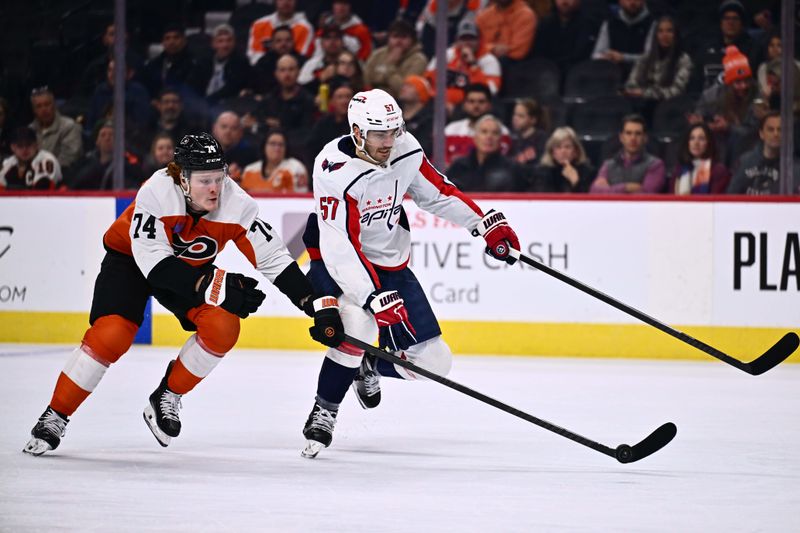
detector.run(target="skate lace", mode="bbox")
[309,407,336,432]
[39,409,67,437]
[159,390,183,422]
[360,370,380,396]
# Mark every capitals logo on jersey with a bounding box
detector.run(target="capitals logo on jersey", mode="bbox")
[321,158,346,172]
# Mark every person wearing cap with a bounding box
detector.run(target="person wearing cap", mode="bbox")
[364,19,428,98]
[316,0,372,61]
[424,17,502,108]
[475,0,537,61]
[398,74,434,154]
[247,0,314,64]
[141,23,200,98]
[690,45,759,167]
[298,24,344,91]
[28,87,83,174]
[0,126,62,190]
[188,24,252,105]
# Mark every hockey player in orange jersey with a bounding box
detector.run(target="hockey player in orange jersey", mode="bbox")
[23,133,345,456]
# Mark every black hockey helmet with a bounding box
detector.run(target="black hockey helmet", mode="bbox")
[174,132,225,171]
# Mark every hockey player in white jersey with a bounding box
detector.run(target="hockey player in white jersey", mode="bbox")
[301,89,520,458]
[23,132,345,456]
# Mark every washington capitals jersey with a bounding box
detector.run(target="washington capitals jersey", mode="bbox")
[104,169,294,283]
[311,132,484,306]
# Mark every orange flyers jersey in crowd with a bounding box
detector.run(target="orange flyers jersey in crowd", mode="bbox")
[247,12,314,64]
[103,170,294,283]
[240,158,309,193]
[425,45,502,105]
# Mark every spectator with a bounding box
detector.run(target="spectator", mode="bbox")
[140,23,199,98]
[623,16,693,106]
[240,129,309,193]
[188,24,252,105]
[591,0,655,76]
[0,126,62,190]
[298,24,345,95]
[28,87,83,174]
[755,32,799,98]
[212,111,259,181]
[139,88,198,152]
[332,50,365,92]
[667,123,731,194]
[252,25,304,95]
[759,58,800,114]
[0,97,10,159]
[317,0,373,61]
[444,83,511,165]
[248,54,316,155]
[508,98,548,167]
[306,83,354,168]
[692,0,759,89]
[532,126,594,192]
[727,112,800,194]
[417,0,482,58]
[690,46,759,167]
[590,114,665,193]
[247,0,314,64]
[69,122,143,190]
[534,0,598,77]
[447,114,526,192]
[141,133,175,178]
[78,23,144,98]
[364,19,428,98]
[475,0,537,61]
[87,58,152,140]
[424,18,502,109]
[398,75,434,155]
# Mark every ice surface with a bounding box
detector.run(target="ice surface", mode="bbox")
[1,344,798,532]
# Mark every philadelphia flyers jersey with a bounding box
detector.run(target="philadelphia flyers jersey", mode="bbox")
[311,132,484,306]
[104,169,294,283]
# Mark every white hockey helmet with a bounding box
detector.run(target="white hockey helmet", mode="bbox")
[348,89,405,151]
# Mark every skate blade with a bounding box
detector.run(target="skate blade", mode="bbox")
[143,406,171,447]
[301,440,325,459]
[22,437,53,456]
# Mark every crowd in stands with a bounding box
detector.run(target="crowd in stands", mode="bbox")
[0,0,797,195]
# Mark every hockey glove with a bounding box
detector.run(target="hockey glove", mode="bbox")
[305,296,345,348]
[365,290,417,351]
[474,209,520,264]
[197,269,266,319]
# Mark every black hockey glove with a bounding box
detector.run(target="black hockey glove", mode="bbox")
[304,296,345,348]
[197,269,266,319]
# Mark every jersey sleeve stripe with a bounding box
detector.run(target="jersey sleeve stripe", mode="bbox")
[345,193,381,290]
[419,155,483,216]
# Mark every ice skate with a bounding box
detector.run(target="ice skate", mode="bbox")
[301,402,337,458]
[23,406,69,456]
[143,361,183,447]
[352,353,381,409]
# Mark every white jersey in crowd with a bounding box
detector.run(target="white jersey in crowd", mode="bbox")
[0,149,62,189]
[312,132,484,305]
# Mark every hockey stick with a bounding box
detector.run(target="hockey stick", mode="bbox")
[516,252,798,376]
[344,334,676,464]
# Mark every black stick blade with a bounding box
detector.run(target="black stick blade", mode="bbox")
[746,332,799,376]
[615,422,677,464]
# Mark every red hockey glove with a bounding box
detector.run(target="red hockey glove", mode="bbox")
[365,290,417,351]
[474,210,520,265]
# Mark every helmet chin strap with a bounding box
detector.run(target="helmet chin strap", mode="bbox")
[179,170,206,213]
[351,131,386,167]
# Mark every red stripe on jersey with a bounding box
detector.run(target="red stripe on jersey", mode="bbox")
[345,193,381,289]
[307,247,322,260]
[418,155,483,216]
